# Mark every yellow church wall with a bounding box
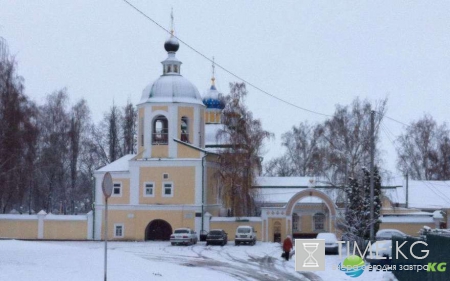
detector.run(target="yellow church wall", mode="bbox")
[106,178,130,205]
[210,220,262,241]
[152,106,168,112]
[103,209,195,240]
[177,107,200,158]
[44,220,87,240]
[151,145,169,158]
[177,144,201,158]
[206,166,218,205]
[139,166,195,205]
[0,220,38,239]
[205,111,221,124]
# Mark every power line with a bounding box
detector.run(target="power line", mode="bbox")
[120,0,332,118]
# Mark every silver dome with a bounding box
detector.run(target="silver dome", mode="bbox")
[140,75,204,105]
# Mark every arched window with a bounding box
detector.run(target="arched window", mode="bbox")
[313,213,325,231]
[180,116,189,142]
[152,115,168,145]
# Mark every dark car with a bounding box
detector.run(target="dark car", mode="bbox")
[206,229,228,246]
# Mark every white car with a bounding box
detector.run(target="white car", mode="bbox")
[170,228,198,246]
[235,226,257,245]
[316,232,339,254]
[376,229,408,241]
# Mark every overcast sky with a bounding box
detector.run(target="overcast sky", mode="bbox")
[1,1,449,178]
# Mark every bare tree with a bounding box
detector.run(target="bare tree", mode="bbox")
[264,155,294,176]
[37,90,71,212]
[264,97,386,188]
[216,82,273,216]
[397,115,450,180]
[320,97,387,186]
[0,51,38,213]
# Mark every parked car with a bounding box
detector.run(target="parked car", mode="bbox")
[316,232,339,254]
[170,228,198,246]
[206,229,228,246]
[235,226,257,246]
[376,229,408,241]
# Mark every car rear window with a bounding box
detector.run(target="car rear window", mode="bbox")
[174,229,189,234]
[209,231,222,235]
[237,228,251,233]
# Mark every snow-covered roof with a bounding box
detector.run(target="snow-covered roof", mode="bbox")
[254,177,450,210]
[96,154,135,172]
[384,180,450,209]
[380,215,434,224]
[139,75,204,106]
[255,177,332,187]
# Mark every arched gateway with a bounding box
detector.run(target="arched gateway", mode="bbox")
[145,219,172,241]
[261,188,338,242]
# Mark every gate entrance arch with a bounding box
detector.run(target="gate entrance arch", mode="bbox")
[286,188,337,234]
[145,219,172,241]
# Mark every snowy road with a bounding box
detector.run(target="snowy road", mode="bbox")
[0,240,396,281]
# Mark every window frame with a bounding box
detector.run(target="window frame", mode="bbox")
[313,213,325,231]
[111,182,122,197]
[114,224,124,238]
[292,213,301,232]
[143,182,155,197]
[162,182,174,198]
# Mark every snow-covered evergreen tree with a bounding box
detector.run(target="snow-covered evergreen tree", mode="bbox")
[343,167,382,246]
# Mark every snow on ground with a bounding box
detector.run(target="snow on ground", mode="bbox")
[0,240,397,281]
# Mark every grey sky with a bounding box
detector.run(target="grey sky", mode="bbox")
[1,1,449,177]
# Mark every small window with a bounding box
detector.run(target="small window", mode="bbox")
[163,173,169,179]
[293,213,301,232]
[162,182,173,197]
[112,183,122,197]
[144,182,155,197]
[313,213,325,231]
[114,224,124,238]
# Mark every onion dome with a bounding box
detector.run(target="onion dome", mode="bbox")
[202,58,225,109]
[203,83,225,109]
[139,30,203,106]
[164,36,179,53]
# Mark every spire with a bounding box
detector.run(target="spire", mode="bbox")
[210,57,216,89]
[164,8,179,53]
[170,7,174,35]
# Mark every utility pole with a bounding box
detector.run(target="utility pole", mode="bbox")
[405,172,409,208]
[369,110,375,241]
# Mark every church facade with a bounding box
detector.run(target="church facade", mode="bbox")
[93,32,224,240]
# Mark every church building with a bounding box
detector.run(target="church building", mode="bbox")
[93,31,224,241]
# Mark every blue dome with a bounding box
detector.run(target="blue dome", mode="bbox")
[203,85,225,109]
